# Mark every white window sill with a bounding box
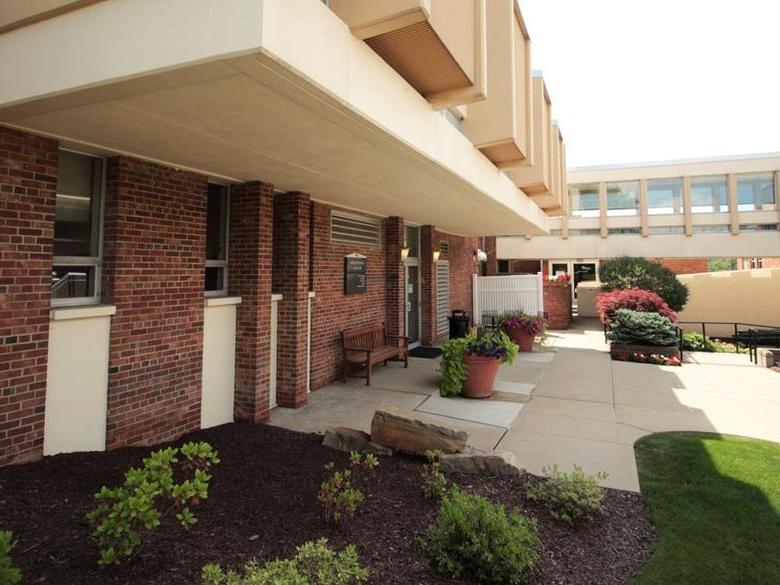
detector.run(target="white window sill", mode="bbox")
[204,296,242,307]
[50,304,117,321]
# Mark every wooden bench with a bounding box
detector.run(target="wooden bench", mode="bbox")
[341,323,409,385]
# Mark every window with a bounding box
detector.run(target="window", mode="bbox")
[549,229,562,237]
[52,150,104,305]
[740,223,778,232]
[497,260,509,274]
[205,184,229,295]
[551,263,568,275]
[737,173,775,211]
[570,183,600,218]
[693,224,729,234]
[647,178,683,215]
[691,175,728,213]
[404,224,420,258]
[606,181,640,216]
[607,227,641,235]
[331,211,381,247]
[568,228,601,236]
[648,225,685,235]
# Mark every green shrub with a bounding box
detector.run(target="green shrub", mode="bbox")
[599,256,689,312]
[86,441,219,566]
[201,538,369,585]
[420,487,538,584]
[525,465,608,524]
[438,337,471,397]
[608,309,678,346]
[0,531,22,585]
[319,452,378,525]
[421,449,448,500]
[681,332,717,352]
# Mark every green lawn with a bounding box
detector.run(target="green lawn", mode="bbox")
[634,432,780,585]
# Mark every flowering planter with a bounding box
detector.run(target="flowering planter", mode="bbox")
[506,328,535,352]
[610,343,681,364]
[462,354,501,398]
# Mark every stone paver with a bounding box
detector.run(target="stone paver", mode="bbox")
[270,319,780,493]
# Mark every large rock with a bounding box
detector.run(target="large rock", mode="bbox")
[322,427,394,456]
[370,404,468,456]
[439,447,522,477]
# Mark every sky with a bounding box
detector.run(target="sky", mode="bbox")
[518,0,780,168]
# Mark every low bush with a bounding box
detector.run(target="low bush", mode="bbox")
[599,257,689,312]
[0,531,22,585]
[597,288,677,324]
[608,309,678,347]
[319,452,378,525]
[201,538,369,585]
[681,332,717,352]
[420,487,538,584]
[420,449,448,500]
[86,441,219,566]
[526,465,608,524]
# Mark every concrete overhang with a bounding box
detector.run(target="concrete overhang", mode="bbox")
[0,0,548,237]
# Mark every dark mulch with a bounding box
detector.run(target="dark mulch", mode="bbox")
[0,423,655,584]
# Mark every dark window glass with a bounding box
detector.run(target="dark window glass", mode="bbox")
[55,151,101,257]
[52,265,96,299]
[206,184,228,261]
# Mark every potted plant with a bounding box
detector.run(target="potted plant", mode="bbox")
[439,331,518,399]
[498,312,545,352]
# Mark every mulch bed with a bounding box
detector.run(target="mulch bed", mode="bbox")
[0,423,655,584]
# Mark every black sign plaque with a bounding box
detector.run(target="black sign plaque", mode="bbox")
[344,254,367,295]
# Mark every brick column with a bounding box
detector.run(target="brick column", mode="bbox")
[543,282,572,330]
[420,225,437,345]
[229,182,274,422]
[483,236,498,275]
[0,128,57,465]
[102,156,207,450]
[273,192,310,408]
[385,216,405,339]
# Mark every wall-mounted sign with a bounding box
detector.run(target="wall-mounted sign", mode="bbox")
[344,253,367,295]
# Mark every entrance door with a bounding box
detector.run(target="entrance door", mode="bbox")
[405,264,420,347]
[573,263,597,297]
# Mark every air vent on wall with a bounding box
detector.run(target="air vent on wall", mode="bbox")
[330,211,381,247]
[436,261,450,335]
[439,240,449,259]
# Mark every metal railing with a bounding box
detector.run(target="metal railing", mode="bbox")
[676,321,780,364]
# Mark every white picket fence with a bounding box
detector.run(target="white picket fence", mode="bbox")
[472,273,544,326]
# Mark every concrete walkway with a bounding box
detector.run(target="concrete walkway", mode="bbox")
[270,319,780,492]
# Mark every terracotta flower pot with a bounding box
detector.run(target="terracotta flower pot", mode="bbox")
[506,328,535,352]
[462,354,501,399]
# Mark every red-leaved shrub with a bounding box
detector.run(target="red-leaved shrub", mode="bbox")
[596,288,678,324]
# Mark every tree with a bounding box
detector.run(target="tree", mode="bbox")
[598,257,689,312]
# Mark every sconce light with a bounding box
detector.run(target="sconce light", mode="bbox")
[433,250,441,263]
[400,242,410,261]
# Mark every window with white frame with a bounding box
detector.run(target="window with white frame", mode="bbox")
[205,184,229,295]
[52,150,104,305]
[647,178,683,215]
[737,173,775,211]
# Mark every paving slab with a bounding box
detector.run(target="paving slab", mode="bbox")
[415,392,524,428]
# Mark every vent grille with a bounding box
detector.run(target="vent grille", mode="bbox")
[436,261,450,335]
[439,240,449,259]
[331,211,381,247]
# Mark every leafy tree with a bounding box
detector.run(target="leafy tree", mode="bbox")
[599,257,689,311]
[707,257,737,272]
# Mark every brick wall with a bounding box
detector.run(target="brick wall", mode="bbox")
[229,182,274,422]
[309,202,391,390]
[384,217,405,340]
[482,236,497,276]
[0,127,57,465]
[656,258,708,275]
[543,282,572,330]
[102,156,207,450]
[509,260,542,274]
[272,192,311,407]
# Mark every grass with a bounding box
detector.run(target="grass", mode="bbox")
[634,432,780,585]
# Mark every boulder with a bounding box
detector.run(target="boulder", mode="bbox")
[322,427,370,452]
[439,447,522,477]
[322,427,394,456]
[370,404,468,456]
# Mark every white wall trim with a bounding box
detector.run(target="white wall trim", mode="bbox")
[50,304,116,321]
[204,296,242,307]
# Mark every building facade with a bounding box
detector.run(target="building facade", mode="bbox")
[493,153,780,291]
[0,0,571,465]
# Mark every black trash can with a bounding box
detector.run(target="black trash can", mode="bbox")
[448,309,470,339]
